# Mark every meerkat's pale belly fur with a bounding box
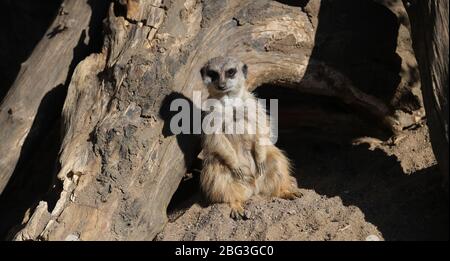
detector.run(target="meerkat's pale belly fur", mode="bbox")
[201,93,301,219]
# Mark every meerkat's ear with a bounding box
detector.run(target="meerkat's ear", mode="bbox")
[200,66,207,81]
[242,64,248,78]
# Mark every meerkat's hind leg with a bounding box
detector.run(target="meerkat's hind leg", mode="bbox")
[276,172,303,200]
[261,147,302,200]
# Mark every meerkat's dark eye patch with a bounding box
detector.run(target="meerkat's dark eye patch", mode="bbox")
[206,70,219,81]
[226,68,237,78]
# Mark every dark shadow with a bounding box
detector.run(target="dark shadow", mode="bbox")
[256,84,448,240]
[275,0,309,8]
[0,0,109,240]
[165,159,207,219]
[0,112,63,240]
[278,136,449,240]
[158,92,204,213]
[281,0,448,240]
[255,84,448,240]
[159,92,202,166]
[0,0,62,101]
[303,0,402,102]
[255,84,391,142]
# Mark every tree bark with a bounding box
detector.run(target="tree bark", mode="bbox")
[403,0,449,187]
[11,0,424,240]
[0,0,102,194]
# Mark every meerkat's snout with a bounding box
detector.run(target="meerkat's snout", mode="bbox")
[218,80,227,90]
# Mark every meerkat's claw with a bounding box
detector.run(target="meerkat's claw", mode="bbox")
[280,190,302,200]
[229,201,250,220]
[243,209,252,219]
[230,208,244,220]
[256,162,266,177]
[293,189,303,198]
[231,167,245,180]
[230,209,242,220]
[230,208,251,220]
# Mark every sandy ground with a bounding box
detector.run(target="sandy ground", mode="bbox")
[157,194,382,241]
[157,125,448,241]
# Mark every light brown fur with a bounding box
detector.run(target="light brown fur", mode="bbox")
[200,56,301,219]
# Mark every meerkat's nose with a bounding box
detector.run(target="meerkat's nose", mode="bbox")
[218,82,226,89]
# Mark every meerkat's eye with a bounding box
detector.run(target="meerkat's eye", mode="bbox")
[206,70,219,81]
[226,68,236,78]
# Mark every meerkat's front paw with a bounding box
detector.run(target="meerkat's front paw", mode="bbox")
[256,162,266,177]
[231,167,245,180]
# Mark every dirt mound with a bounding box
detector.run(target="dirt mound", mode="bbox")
[158,125,448,241]
[157,192,382,241]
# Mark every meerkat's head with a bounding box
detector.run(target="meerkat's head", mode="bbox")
[200,56,248,98]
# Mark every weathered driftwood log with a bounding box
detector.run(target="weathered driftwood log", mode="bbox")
[0,0,61,101]
[0,0,105,194]
[13,0,423,240]
[403,0,449,186]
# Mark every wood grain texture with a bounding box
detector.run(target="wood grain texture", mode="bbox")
[0,0,94,194]
[404,0,449,186]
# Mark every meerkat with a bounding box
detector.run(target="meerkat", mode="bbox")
[199,56,302,219]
